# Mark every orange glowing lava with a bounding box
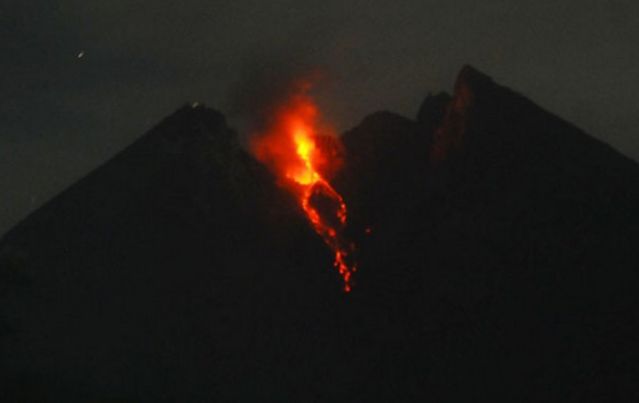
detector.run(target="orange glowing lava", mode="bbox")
[251,80,356,292]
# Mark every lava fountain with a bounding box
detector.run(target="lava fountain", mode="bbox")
[250,79,356,292]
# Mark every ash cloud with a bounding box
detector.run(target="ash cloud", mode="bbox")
[224,50,329,145]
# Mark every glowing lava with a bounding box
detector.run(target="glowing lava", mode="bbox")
[251,80,356,292]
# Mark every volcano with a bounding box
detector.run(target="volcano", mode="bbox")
[1,66,638,401]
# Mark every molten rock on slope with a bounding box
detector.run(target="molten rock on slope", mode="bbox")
[250,79,357,292]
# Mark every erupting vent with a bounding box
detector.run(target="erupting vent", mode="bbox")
[250,80,357,292]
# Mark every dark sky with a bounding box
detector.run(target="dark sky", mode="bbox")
[2,0,638,235]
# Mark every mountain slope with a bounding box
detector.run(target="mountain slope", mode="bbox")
[338,65,639,401]
[0,104,338,400]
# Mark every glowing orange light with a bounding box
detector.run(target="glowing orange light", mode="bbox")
[250,79,356,292]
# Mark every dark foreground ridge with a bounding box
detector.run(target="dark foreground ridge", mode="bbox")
[2,66,639,401]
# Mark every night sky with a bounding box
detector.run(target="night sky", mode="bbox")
[2,0,638,235]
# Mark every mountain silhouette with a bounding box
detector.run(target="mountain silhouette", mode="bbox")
[1,66,638,401]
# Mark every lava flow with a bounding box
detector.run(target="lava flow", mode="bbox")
[250,80,356,292]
